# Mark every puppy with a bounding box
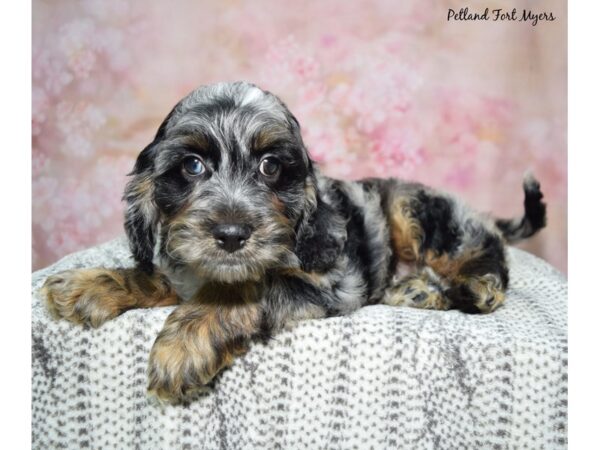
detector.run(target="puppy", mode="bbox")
[42,81,546,402]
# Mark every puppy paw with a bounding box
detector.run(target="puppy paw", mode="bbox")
[469,274,506,313]
[146,302,260,402]
[402,284,445,309]
[147,332,218,403]
[444,274,506,314]
[41,269,129,327]
[383,273,449,310]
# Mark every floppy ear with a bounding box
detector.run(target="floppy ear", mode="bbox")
[294,175,347,273]
[123,142,159,274]
[123,101,182,273]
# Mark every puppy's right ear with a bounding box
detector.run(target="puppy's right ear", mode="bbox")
[123,102,182,273]
[123,142,159,274]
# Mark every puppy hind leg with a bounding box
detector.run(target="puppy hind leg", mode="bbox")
[383,182,509,314]
[446,273,506,314]
[442,234,509,314]
[381,266,506,314]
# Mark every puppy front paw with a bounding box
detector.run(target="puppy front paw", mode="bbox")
[146,302,261,402]
[41,269,129,328]
[147,331,220,403]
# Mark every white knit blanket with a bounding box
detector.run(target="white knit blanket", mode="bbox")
[32,237,567,449]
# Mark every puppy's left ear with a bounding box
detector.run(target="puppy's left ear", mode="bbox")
[295,176,347,273]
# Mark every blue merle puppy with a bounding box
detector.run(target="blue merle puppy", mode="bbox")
[42,81,546,402]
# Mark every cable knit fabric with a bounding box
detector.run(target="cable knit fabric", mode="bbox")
[31,237,567,449]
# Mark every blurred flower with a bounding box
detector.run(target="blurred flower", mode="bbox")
[55,102,107,158]
[58,19,97,78]
[368,125,426,177]
[32,48,73,96]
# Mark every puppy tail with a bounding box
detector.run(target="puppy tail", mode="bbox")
[495,173,547,243]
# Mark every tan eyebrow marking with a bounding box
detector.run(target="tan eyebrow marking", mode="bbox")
[252,125,290,151]
[179,133,209,149]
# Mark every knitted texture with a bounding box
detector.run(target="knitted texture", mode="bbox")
[32,237,567,449]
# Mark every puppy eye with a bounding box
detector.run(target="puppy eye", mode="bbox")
[259,157,281,179]
[182,156,205,176]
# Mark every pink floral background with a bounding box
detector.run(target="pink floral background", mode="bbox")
[32,0,567,273]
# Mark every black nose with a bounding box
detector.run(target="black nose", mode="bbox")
[212,224,252,253]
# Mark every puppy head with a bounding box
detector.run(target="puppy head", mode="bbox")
[124,82,343,283]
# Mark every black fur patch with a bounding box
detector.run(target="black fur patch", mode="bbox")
[445,285,482,314]
[154,168,196,216]
[523,181,546,231]
[460,234,509,288]
[295,196,344,273]
[495,177,547,241]
[124,212,155,275]
[410,190,463,255]
[129,142,157,175]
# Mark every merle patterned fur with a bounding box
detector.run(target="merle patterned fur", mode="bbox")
[42,81,546,402]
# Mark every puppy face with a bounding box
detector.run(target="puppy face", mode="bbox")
[124,82,318,283]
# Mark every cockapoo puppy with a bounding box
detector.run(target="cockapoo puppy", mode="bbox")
[42,81,546,402]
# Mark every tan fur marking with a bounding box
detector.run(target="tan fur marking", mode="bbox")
[271,194,286,214]
[279,268,324,286]
[132,175,153,197]
[304,178,318,212]
[252,126,289,150]
[42,268,179,328]
[389,199,422,262]
[182,133,208,149]
[424,247,484,279]
[270,196,293,230]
